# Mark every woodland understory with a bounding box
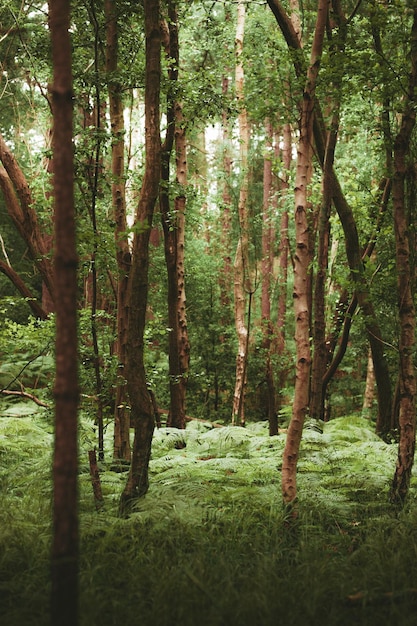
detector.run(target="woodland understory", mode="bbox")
[2,0,417,624]
[2,408,417,626]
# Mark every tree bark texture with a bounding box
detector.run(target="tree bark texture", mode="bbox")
[0,138,55,302]
[267,0,393,436]
[262,118,278,435]
[232,0,252,427]
[105,0,132,461]
[160,1,189,429]
[119,0,161,514]
[281,0,329,507]
[48,0,79,623]
[391,8,417,505]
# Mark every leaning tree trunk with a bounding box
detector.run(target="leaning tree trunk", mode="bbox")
[281,0,329,508]
[48,0,79,623]
[391,8,417,505]
[105,0,131,462]
[119,0,161,514]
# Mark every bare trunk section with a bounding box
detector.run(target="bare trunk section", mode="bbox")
[119,0,161,514]
[310,7,347,420]
[362,348,376,418]
[0,137,55,303]
[232,0,252,427]
[390,8,417,504]
[48,1,79,623]
[281,0,329,508]
[267,0,393,437]
[105,0,131,462]
[262,119,278,435]
[160,2,189,430]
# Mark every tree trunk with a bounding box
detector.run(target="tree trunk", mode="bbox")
[48,1,79,623]
[362,347,376,418]
[281,0,329,508]
[160,2,188,430]
[232,0,252,427]
[391,8,417,504]
[262,118,278,435]
[119,0,161,514]
[267,0,394,437]
[105,0,132,462]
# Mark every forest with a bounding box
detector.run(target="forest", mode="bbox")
[1,0,417,624]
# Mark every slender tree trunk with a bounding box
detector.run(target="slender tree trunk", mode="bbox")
[174,101,190,424]
[310,5,347,422]
[362,347,376,418]
[232,0,252,427]
[262,119,278,435]
[119,0,161,514]
[49,1,79,623]
[281,0,329,508]
[276,123,291,354]
[267,0,394,437]
[391,8,417,504]
[105,0,131,462]
[160,2,188,429]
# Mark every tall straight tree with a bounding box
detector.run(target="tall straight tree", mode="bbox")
[48,0,79,624]
[160,0,190,430]
[390,7,417,505]
[232,0,253,427]
[279,0,329,508]
[105,0,131,462]
[119,0,161,514]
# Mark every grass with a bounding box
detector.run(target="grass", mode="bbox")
[1,405,417,625]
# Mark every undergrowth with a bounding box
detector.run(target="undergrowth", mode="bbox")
[1,404,417,626]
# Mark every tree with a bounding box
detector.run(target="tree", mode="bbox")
[119,0,161,514]
[279,0,329,508]
[48,0,79,623]
[160,0,190,430]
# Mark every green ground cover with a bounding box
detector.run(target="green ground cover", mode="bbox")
[1,408,417,625]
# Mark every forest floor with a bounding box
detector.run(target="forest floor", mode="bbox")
[1,405,417,625]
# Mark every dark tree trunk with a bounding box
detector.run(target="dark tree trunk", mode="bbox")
[48,1,79,624]
[105,0,132,462]
[119,0,161,515]
[391,8,417,504]
[160,1,188,429]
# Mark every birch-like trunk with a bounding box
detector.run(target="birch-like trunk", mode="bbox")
[281,0,329,507]
[232,0,252,427]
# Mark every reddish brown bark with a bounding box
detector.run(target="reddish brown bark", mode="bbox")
[119,0,161,514]
[105,0,131,461]
[160,2,189,429]
[390,8,417,505]
[232,0,252,427]
[280,0,329,507]
[0,259,48,319]
[48,0,79,623]
[0,148,55,302]
[262,119,278,435]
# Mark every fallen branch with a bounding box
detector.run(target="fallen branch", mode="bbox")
[346,588,417,606]
[0,388,49,407]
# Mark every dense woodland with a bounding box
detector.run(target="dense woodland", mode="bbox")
[2,0,417,624]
